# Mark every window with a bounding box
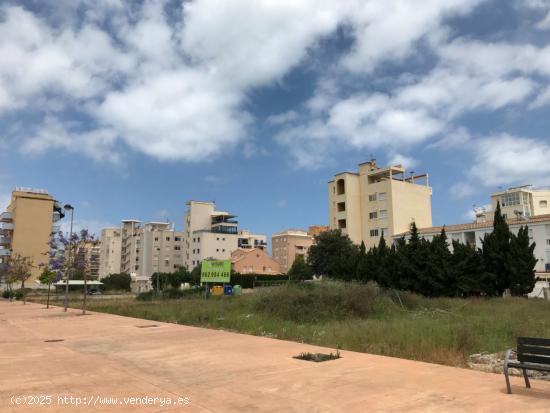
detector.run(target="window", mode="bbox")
[338,219,347,229]
[370,229,379,237]
[166,236,170,241]
[541,200,548,208]
[222,249,225,252]
[216,249,219,252]
[378,192,386,201]
[547,239,550,246]
[198,237,200,242]
[216,237,220,241]
[336,179,345,195]
[369,211,378,219]
[197,249,200,254]
[337,202,346,212]
[175,236,182,241]
[381,228,389,236]
[154,237,159,241]
[174,246,181,250]
[379,209,388,218]
[501,192,521,207]
[193,238,196,243]
[369,193,377,202]
[192,249,195,254]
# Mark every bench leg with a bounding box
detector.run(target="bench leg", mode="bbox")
[522,369,531,389]
[504,349,513,394]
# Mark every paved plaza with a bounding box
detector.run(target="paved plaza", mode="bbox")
[1,300,550,412]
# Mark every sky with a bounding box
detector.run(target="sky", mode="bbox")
[1,0,550,241]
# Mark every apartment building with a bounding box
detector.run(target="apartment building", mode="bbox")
[98,228,122,278]
[0,188,64,284]
[488,186,550,220]
[183,201,266,270]
[231,248,281,275]
[119,220,184,279]
[308,225,330,237]
[272,229,314,273]
[393,214,550,274]
[74,240,101,279]
[328,159,433,249]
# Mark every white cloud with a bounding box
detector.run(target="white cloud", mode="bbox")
[450,182,477,199]
[266,110,299,126]
[0,191,10,212]
[469,134,550,187]
[537,11,550,29]
[340,0,483,72]
[530,86,550,108]
[388,153,417,169]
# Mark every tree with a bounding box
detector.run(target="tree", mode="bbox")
[507,226,537,296]
[354,241,370,282]
[49,229,97,314]
[6,254,33,304]
[100,273,131,291]
[287,255,313,281]
[422,228,452,297]
[39,266,57,309]
[450,241,487,296]
[307,230,358,280]
[481,202,510,296]
[397,222,429,294]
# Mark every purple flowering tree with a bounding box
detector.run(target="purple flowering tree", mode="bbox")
[48,229,97,314]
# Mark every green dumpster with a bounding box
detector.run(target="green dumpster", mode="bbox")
[233,285,242,296]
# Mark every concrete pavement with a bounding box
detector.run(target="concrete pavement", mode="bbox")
[1,299,550,412]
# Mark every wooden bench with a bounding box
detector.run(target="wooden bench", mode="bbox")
[504,337,550,394]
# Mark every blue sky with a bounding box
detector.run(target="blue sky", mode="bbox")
[1,0,550,242]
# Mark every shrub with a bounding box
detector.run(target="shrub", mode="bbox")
[101,273,131,291]
[136,291,154,301]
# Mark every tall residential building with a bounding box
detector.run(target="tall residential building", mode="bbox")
[98,228,122,278]
[119,220,184,278]
[0,188,64,284]
[328,159,432,249]
[74,240,101,279]
[272,229,314,274]
[183,201,266,269]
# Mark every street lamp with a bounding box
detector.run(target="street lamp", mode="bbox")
[63,204,74,312]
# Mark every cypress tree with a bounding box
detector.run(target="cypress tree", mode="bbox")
[355,241,370,282]
[399,222,428,294]
[481,202,510,296]
[451,241,487,296]
[507,225,537,296]
[423,228,452,297]
[376,235,390,286]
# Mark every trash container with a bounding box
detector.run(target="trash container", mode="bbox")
[224,285,233,296]
[233,285,242,296]
[212,285,224,296]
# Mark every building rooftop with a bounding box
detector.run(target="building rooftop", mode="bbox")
[395,214,550,237]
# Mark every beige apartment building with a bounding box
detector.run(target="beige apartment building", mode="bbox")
[328,159,433,249]
[183,201,266,270]
[272,229,314,273]
[0,188,64,285]
[231,248,281,275]
[98,228,122,278]
[119,220,185,279]
[482,186,550,221]
[74,240,101,279]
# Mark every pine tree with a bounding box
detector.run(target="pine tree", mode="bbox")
[355,241,370,281]
[507,226,537,296]
[398,222,428,294]
[481,202,510,296]
[376,235,390,286]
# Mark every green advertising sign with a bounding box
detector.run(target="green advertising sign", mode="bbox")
[200,260,231,283]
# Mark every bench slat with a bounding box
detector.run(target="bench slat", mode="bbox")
[517,354,550,365]
[507,361,550,372]
[518,337,550,347]
[518,344,550,357]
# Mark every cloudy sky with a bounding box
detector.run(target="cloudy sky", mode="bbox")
[1,0,549,239]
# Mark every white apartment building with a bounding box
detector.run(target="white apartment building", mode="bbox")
[394,214,550,274]
[489,186,550,220]
[98,228,122,278]
[118,220,184,278]
[183,201,266,269]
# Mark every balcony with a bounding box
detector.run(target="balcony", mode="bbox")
[0,236,11,246]
[211,225,238,234]
[0,249,12,257]
[1,222,14,230]
[0,212,12,222]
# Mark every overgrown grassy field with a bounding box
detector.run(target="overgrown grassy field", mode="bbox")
[31,281,550,367]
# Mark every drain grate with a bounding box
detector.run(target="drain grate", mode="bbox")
[293,351,341,363]
[136,324,159,328]
[44,339,64,343]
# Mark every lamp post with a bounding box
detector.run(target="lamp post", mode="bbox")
[63,204,74,312]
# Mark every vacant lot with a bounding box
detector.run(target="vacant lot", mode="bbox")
[33,281,550,367]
